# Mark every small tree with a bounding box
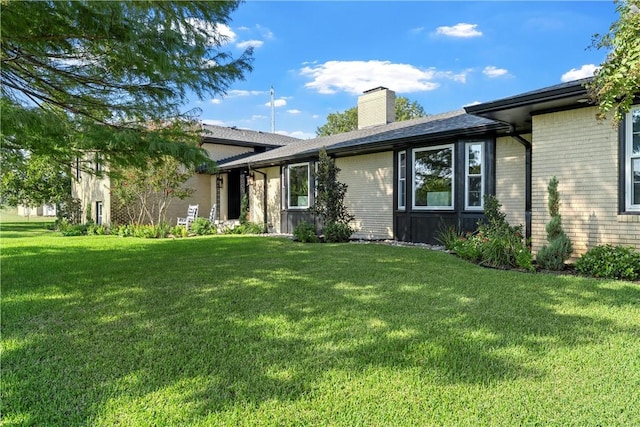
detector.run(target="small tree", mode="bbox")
[312,147,354,242]
[111,157,195,225]
[536,176,573,270]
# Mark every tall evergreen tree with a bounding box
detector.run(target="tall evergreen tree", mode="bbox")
[1,1,253,175]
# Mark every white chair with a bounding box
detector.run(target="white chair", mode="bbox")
[177,204,199,228]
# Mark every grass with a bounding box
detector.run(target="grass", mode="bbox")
[2,222,639,426]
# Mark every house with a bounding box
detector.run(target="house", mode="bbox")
[73,79,639,258]
[72,125,299,226]
[219,81,639,257]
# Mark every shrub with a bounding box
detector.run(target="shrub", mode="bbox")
[191,218,212,235]
[293,220,319,243]
[61,224,88,236]
[170,225,189,238]
[452,232,483,262]
[223,222,265,235]
[436,225,459,251]
[156,221,171,238]
[476,195,533,271]
[323,221,353,243]
[576,245,640,281]
[536,177,572,270]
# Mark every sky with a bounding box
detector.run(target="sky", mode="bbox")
[184,1,619,140]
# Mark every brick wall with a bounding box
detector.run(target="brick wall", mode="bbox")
[496,135,528,230]
[532,107,640,258]
[337,152,394,240]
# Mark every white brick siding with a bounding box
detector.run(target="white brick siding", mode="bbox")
[496,135,528,230]
[337,152,394,240]
[532,107,640,258]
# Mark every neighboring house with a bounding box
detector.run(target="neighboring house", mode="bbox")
[17,204,57,217]
[219,82,639,258]
[71,125,299,226]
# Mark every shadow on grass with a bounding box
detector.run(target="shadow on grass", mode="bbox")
[2,234,639,424]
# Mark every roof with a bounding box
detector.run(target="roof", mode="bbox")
[219,110,508,170]
[201,124,301,148]
[464,77,593,132]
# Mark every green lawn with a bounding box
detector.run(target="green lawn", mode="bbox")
[2,222,639,426]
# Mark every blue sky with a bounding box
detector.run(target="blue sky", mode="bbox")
[186,1,618,139]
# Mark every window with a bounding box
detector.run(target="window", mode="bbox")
[465,142,484,210]
[95,153,102,173]
[626,106,640,212]
[413,145,454,209]
[96,201,103,225]
[398,151,406,210]
[287,163,310,209]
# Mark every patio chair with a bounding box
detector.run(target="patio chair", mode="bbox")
[177,204,199,228]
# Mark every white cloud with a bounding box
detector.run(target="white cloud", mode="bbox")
[410,27,425,35]
[463,101,482,107]
[251,114,268,120]
[202,119,227,127]
[287,109,302,115]
[227,89,266,97]
[265,99,287,107]
[276,130,314,140]
[300,60,467,95]
[210,99,222,104]
[561,64,598,82]
[483,66,509,78]
[436,23,482,38]
[237,40,264,49]
[181,19,237,46]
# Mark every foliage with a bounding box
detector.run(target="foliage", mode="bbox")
[1,1,253,174]
[111,157,195,226]
[312,147,354,227]
[293,220,319,243]
[586,0,640,124]
[576,244,640,281]
[445,196,533,271]
[316,96,426,136]
[191,217,213,235]
[3,227,640,425]
[239,193,249,225]
[223,221,265,235]
[169,225,190,238]
[0,153,70,209]
[436,224,460,251]
[323,221,353,243]
[55,196,82,226]
[536,177,573,270]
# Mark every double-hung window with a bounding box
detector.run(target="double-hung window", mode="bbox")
[96,201,103,225]
[287,163,310,209]
[465,142,484,210]
[398,151,406,210]
[413,144,454,209]
[626,106,640,212]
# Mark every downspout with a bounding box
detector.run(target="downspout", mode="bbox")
[510,133,532,243]
[250,168,268,233]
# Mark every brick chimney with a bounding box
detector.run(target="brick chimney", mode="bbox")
[357,87,396,129]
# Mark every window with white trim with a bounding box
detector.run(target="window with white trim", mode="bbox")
[465,142,484,210]
[626,106,640,211]
[287,163,310,209]
[413,145,454,210]
[398,151,406,210]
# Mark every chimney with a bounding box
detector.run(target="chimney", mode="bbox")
[357,87,396,129]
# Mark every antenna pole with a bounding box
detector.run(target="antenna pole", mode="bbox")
[270,85,275,133]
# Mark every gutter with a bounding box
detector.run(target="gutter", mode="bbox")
[509,133,532,244]
[250,167,268,233]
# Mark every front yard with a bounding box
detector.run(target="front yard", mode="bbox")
[2,222,639,426]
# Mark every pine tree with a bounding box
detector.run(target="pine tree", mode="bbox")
[536,176,573,270]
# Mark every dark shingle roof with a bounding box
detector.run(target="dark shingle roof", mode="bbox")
[220,110,507,169]
[202,124,301,148]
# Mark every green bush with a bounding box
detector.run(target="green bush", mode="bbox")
[61,224,88,236]
[575,245,640,281]
[293,220,319,243]
[323,221,353,243]
[444,196,533,271]
[191,218,212,235]
[436,225,459,251]
[223,222,265,235]
[536,177,572,270]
